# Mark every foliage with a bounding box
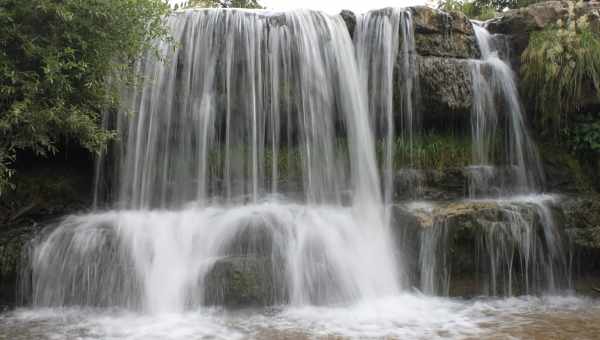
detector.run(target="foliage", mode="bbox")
[438,0,548,19]
[181,0,263,9]
[567,113,600,153]
[474,0,543,10]
[521,16,600,133]
[0,0,171,195]
[437,0,497,21]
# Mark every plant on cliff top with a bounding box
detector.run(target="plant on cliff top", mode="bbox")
[521,13,600,134]
[0,0,172,195]
[181,0,263,9]
[438,0,497,21]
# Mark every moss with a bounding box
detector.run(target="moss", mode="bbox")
[383,132,472,170]
[538,142,595,193]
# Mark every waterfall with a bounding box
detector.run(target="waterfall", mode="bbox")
[25,9,402,313]
[412,25,570,297]
[20,8,572,316]
[96,9,382,208]
[354,8,418,205]
[469,24,544,196]
[417,195,571,296]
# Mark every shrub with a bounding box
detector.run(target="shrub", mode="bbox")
[0,0,172,194]
[521,15,600,133]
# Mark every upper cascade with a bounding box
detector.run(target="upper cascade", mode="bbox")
[469,23,544,196]
[95,9,381,210]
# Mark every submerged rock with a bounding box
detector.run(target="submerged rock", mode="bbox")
[204,256,287,307]
[393,198,571,297]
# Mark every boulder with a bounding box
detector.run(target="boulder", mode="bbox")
[417,56,473,123]
[0,223,43,308]
[392,199,574,296]
[339,10,356,39]
[411,6,480,59]
[558,195,600,251]
[487,1,600,70]
[203,256,287,307]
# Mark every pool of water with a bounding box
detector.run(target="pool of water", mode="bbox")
[1,295,599,339]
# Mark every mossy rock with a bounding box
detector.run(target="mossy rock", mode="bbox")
[204,256,287,307]
[0,222,45,307]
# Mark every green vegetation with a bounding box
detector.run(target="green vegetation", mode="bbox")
[569,113,600,152]
[379,133,472,170]
[522,22,600,131]
[0,0,172,195]
[438,0,497,21]
[180,0,263,9]
[521,8,600,155]
[437,0,545,20]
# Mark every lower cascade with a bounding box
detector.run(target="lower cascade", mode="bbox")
[7,5,599,340]
[26,202,399,312]
[26,8,402,312]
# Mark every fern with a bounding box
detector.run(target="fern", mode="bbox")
[521,18,600,132]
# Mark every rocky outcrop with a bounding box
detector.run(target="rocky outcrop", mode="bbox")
[417,57,473,122]
[393,198,575,296]
[393,166,525,201]
[410,6,479,124]
[558,195,600,267]
[0,149,94,307]
[203,224,287,307]
[411,6,480,59]
[340,10,356,39]
[487,1,600,70]
[204,256,286,306]
[343,6,480,124]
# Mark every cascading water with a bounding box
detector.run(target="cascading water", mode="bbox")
[354,8,418,205]
[413,25,570,297]
[415,195,571,296]
[468,24,544,196]
[24,9,401,313]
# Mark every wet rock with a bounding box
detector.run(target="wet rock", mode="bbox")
[392,199,572,296]
[339,10,356,39]
[204,256,287,307]
[0,222,45,307]
[558,195,600,259]
[0,150,94,307]
[394,168,467,201]
[390,205,424,286]
[411,6,480,59]
[560,196,600,249]
[554,195,600,292]
[417,57,473,122]
[222,224,275,257]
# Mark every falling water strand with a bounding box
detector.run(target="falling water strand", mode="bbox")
[417,195,571,296]
[354,8,418,205]
[469,24,544,196]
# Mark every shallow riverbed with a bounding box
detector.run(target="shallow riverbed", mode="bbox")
[1,295,599,339]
